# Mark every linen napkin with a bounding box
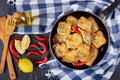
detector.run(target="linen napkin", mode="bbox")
[8,0,120,80]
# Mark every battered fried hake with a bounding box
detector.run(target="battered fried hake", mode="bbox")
[65,33,83,49]
[78,28,92,45]
[52,33,67,44]
[92,30,107,48]
[66,16,77,25]
[88,16,99,33]
[52,15,107,67]
[77,16,92,33]
[53,43,68,58]
[57,22,71,35]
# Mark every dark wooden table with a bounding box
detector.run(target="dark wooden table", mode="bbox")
[0,0,49,80]
[0,0,120,80]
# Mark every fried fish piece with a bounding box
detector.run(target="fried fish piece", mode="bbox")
[76,44,90,61]
[65,33,83,49]
[77,16,92,33]
[85,45,98,66]
[53,43,68,58]
[57,22,71,35]
[76,44,98,66]
[88,16,99,33]
[92,30,107,48]
[52,34,67,44]
[61,49,79,63]
[78,28,92,45]
[66,16,77,25]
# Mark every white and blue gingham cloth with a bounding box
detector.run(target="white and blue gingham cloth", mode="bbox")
[13,0,120,80]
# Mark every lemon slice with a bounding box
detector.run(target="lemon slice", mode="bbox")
[14,40,25,54]
[21,35,30,50]
[18,58,33,73]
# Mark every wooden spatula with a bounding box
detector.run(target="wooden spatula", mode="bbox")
[0,16,16,73]
[0,17,7,73]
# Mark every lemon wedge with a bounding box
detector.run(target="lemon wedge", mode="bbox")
[18,58,33,73]
[21,34,30,50]
[14,40,25,54]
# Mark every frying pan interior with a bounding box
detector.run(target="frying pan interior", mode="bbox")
[50,11,109,69]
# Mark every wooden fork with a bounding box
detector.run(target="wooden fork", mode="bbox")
[0,16,16,73]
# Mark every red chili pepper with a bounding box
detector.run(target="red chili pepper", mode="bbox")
[71,26,80,33]
[9,38,21,58]
[26,51,41,57]
[34,56,48,64]
[28,44,39,49]
[73,61,86,67]
[13,56,19,64]
[38,42,48,54]
[15,59,21,72]
[14,59,21,72]
[36,35,48,41]
[15,59,19,64]
[28,44,43,54]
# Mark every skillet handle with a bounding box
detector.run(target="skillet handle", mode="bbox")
[99,0,120,20]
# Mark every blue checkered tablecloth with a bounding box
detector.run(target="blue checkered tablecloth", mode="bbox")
[7,0,120,80]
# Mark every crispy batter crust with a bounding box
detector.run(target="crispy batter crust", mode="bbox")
[52,16,106,67]
[77,16,92,33]
[78,28,92,45]
[57,22,71,35]
[88,16,99,33]
[66,16,77,25]
[65,33,83,49]
[92,30,107,48]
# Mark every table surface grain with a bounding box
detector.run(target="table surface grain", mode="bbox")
[0,0,120,80]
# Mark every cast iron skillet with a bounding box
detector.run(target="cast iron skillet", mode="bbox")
[49,0,120,70]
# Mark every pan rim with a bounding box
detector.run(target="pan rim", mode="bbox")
[49,10,110,70]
